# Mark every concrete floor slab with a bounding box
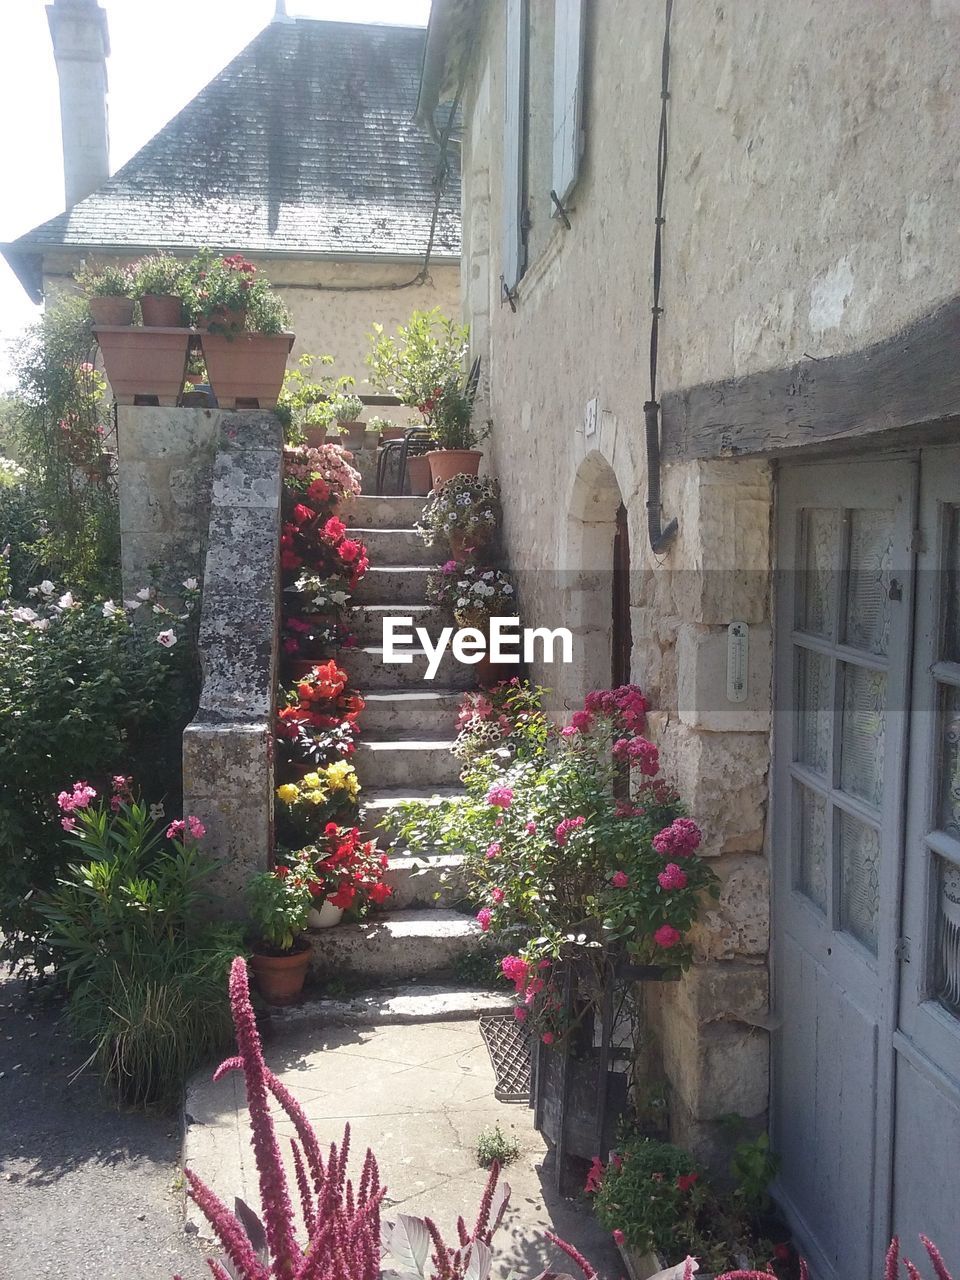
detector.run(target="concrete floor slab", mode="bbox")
[184,1017,620,1278]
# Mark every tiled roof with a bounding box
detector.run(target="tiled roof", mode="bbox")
[4,18,461,299]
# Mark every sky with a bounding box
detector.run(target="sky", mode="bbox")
[0,0,431,389]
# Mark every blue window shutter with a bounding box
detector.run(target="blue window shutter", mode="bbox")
[501,0,527,294]
[552,0,586,205]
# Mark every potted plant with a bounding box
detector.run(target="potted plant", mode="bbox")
[331,393,366,449]
[77,262,135,326]
[188,250,294,408]
[246,858,313,1004]
[423,378,485,486]
[367,414,407,442]
[131,251,186,327]
[426,561,518,685]
[417,473,502,559]
[299,822,392,927]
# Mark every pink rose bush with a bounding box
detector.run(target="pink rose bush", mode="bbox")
[388,684,717,1042]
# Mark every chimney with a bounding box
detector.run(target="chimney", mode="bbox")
[46,0,110,209]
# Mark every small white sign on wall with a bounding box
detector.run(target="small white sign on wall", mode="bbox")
[584,397,598,438]
[727,621,749,702]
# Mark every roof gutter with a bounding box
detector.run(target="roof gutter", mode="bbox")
[415,0,473,141]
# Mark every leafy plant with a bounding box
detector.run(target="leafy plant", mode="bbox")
[247,859,314,953]
[40,779,242,1107]
[417,473,501,550]
[75,261,133,297]
[366,308,469,410]
[427,560,517,627]
[331,393,363,423]
[366,415,391,434]
[731,1132,780,1221]
[182,250,290,335]
[177,954,601,1280]
[476,1122,521,1169]
[131,251,187,297]
[0,583,197,968]
[296,824,392,914]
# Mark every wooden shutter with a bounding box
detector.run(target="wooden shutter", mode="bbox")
[552,0,586,204]
[501,0,527,295]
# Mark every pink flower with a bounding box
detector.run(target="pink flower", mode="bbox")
[541,1032,555,1045]
[613,1229,625,1246]
[485,841,501,859]
[654,923,682,949]
[658,862,688,891]
[513,1006,527,1023]
[524,977,544,1004]
[611,870,629,889]
[652,818,703,858]
[560,725,578,738]
[486,784,514,809]
[56,781,96,813]
[490,887,505,904]
[476,907,493,932]
[525,821,537,834]
[611,736,660,775]
[555,815,586,846]
[166,819,186,840]
[501,954,529,985]
[569,709,593,733]
[61,816,77,832]
[186,815,206,840]
[584,1156,605,1194]
[441,559,458,574]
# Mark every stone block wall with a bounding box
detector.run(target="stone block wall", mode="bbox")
[182,413,283,915]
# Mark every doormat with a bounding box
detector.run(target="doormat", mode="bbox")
[479,1012,532,1103]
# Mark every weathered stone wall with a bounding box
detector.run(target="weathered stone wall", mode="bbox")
[456,0,960,1157]
[182,413,283,916]
[43,253,460,387]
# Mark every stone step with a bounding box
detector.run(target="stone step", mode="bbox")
[348,645,474,690]
[354,739,462,788]
[348,494,427,530]
[306,909,483,982]
[384,853,467,909]
[350,602,447,646]
[264,983,512,1034]
[353,565,433,605]
[361,688,463,738]
[351,528,435,567]
[362,785,463,841]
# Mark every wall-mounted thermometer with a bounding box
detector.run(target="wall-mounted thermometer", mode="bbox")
[726,622,749,703]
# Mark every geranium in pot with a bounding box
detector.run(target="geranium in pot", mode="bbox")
[77,262,135,326]
[300,822,393,927]
[189,250,294,408]
[246,858,313,1004]
[418,473,502,559]
[130,251,186,327]
[423,378,485,486]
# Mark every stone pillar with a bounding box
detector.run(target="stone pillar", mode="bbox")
[182,414,283,916]
[116,406,220,604]
[47,0,110,209]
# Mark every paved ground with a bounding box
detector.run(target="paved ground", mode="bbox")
[0,971,207,1279]
[186,1017,622,1279]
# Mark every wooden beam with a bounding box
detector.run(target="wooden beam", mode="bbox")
[661,296,960,461]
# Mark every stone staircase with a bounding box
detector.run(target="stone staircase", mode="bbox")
[305,493,492,994]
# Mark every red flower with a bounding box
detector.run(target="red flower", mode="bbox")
[329,883,356,910]
[281,549,303,571]
[676,1171,699,1192]
[654,923,682,948]
[323,516,346,541]
[368,882,392,904]
[338,538,361,564]
[292,503,316,526]
[306,478,330,504]
[611,870,629,889]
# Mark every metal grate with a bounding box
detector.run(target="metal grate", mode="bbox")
[479,1012,532,1103]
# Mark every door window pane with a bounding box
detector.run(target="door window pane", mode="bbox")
[943,506,960,664]
[840,664,886,810]
[934,856,960,1019]
[796,648,832,775]
[844,509,894,656]
[799,508,839,638]
[940,684,960,842]
[794,782,828,912]
[839,810,881,954]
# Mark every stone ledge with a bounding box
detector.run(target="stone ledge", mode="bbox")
[264,984,513,1034]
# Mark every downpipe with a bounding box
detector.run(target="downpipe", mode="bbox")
[644,399,679,555]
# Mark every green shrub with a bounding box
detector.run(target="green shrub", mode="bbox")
[476,1122,521,1168]
[0,587,197,969]
[41,783,242,1108]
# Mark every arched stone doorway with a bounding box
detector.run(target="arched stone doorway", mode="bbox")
[561,450,632,708]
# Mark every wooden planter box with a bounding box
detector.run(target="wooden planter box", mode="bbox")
[94,326,191,406]
[200,331,295,409]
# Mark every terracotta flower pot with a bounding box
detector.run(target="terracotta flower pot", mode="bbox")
[405,455,432,496]
[199,307,247,332]
[89,296,134,327]
[249,945,311,1005]
[140,294,183,327]
[380,425,407,441]
[200,331,295,409]
[339,420,366,450]
[94,326,191,406]
[307,900,344,929]
[426,449,482,488]
[303,424,327,448]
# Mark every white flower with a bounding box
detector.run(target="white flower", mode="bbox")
[27,587,38,598]
[156,629,177,647]
[11,607,38,623]
[153,604,165,614]
[32,618,50,631]
[135,587,152,601]
[101,600,120,618]
[457,597,469,608]
[503,584,514,594]
[482,571,494,580]
[182,578,198,591]
[38,580,55,597]
[123,599,142,610]
[330,591,350,605]
[57,592,75,609]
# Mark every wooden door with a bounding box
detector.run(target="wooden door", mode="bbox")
[612,502,631,688]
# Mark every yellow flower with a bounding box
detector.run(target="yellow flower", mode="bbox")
[305,788,327,806]
[324,760,358,789]
[276,784,299,804]
[303,771,322,789]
